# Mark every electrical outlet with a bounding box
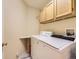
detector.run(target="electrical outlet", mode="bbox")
[65,28,75,36]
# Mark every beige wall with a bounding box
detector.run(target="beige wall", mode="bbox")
[40,17,76,35]
[2,0,40,59]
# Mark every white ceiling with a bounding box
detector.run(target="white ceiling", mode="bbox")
[24,0,52,9]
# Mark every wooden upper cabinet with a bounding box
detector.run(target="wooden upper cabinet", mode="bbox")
[40,2,54,23]
[56,0,76,19]
[40,0,76,23]
[45,2,54,21]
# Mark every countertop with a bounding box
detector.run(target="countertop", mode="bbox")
[31,35,75,51]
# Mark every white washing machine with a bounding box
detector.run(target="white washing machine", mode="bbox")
[31,35,76,59]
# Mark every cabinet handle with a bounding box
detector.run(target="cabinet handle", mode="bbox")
[2,43,7,47]
[72,8,74,11]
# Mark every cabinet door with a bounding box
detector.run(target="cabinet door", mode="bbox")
[56,0,72,18]
[40,7,46,22]
[46,2,54,21]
